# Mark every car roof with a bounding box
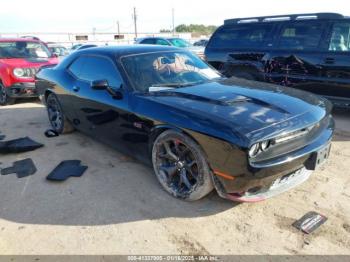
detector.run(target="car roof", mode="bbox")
[75,45,180,58]
[0,38,41,43]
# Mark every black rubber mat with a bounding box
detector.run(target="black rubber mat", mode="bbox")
[47,160,88,181]
[0,137,44,154]
[1,158,37,178]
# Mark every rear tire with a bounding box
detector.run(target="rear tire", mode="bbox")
[152,130,214,201]
[46,93,74,134]
[0,83,15,106]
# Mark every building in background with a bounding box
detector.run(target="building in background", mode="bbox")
[0,32,195,47]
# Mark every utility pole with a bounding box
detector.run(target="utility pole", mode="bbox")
[133,7,138,38]
[117,20,120,35]
[92,27,96,40]
[172,8,175,36]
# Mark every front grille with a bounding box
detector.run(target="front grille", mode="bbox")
[26,67,40,77]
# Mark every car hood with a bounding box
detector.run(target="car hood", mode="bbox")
[141,79,331,143]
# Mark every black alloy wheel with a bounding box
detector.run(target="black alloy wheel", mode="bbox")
[152,130,213,201]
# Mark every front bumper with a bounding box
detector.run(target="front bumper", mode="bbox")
[216,167,312,202]
[6,82,38,98]
[213,116,334,202]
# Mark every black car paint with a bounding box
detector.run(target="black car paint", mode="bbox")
[205,18,350,107]
[35,45,334,199]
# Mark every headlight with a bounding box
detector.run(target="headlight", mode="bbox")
[248,143,260,157]
[248,140,272,157]
[13,68,25,77]
[13,68,36,78]
[260,140,270,151]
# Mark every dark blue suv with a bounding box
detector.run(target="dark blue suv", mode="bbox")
[205,13,350,108]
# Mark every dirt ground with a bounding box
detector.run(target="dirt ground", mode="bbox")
[0,101,349,255]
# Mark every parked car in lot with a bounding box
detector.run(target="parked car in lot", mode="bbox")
[193,39,209,47]
[70,44,84,52]
[36,45,334,202]
[205,13,350,108]
[48,44,69,57]
[135,37,205,59]
[0,38,58,105]
[75,44,98,51]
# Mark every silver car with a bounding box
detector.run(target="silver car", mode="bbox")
[135,37,205,59]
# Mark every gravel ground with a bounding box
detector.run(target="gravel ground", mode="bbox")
[0,102,349,255]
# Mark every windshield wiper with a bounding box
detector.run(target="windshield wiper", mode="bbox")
[151,82,203,88]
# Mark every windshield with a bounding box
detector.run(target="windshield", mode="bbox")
[168,38,192,48]
[122,51,221,92]
[0,41,51,59]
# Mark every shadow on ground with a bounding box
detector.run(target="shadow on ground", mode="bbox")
[332,108,350,142]
[0,105,236,226]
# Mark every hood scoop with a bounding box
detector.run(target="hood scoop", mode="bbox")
[224,96,252,105]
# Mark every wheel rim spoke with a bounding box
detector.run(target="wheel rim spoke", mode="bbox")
[155,137,200,196]
[187,160,195,167]
[185,166,197,180]
[180,169,192,190]
[159,163,177,179]
[163,141,178,161]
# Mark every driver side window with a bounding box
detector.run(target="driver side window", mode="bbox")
[329,22,350,52]
[70,55,122,88]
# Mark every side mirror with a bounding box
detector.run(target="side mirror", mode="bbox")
[91,79,109,90]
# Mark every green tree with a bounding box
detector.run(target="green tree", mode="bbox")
[174,24,217,35]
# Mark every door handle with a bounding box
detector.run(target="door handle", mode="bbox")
[324,57,335,64]
[73,86,80,92]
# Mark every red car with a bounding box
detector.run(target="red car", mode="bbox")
[0,38,58,105]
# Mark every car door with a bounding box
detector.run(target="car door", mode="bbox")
[68,54,132,154]
[264,21,327,94]
[317,20,350,104]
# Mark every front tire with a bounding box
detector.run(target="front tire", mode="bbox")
[46,93,74,134]
[0,83,15,106]
[152,130,214,201]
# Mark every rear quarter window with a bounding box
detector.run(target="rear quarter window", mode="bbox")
[208,23,274,49]
[277,21,325,50]
[68,56,85,78]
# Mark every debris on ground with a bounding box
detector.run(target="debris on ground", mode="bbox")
[1,158,37,178]
[44,129,59,138]
[0,137,44,154]
[46,160,88,181]
[292,211,328,234]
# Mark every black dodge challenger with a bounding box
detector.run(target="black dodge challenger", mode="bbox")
[35,45,334,202]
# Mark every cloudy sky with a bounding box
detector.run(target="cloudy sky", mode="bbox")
[0,0,348,33]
